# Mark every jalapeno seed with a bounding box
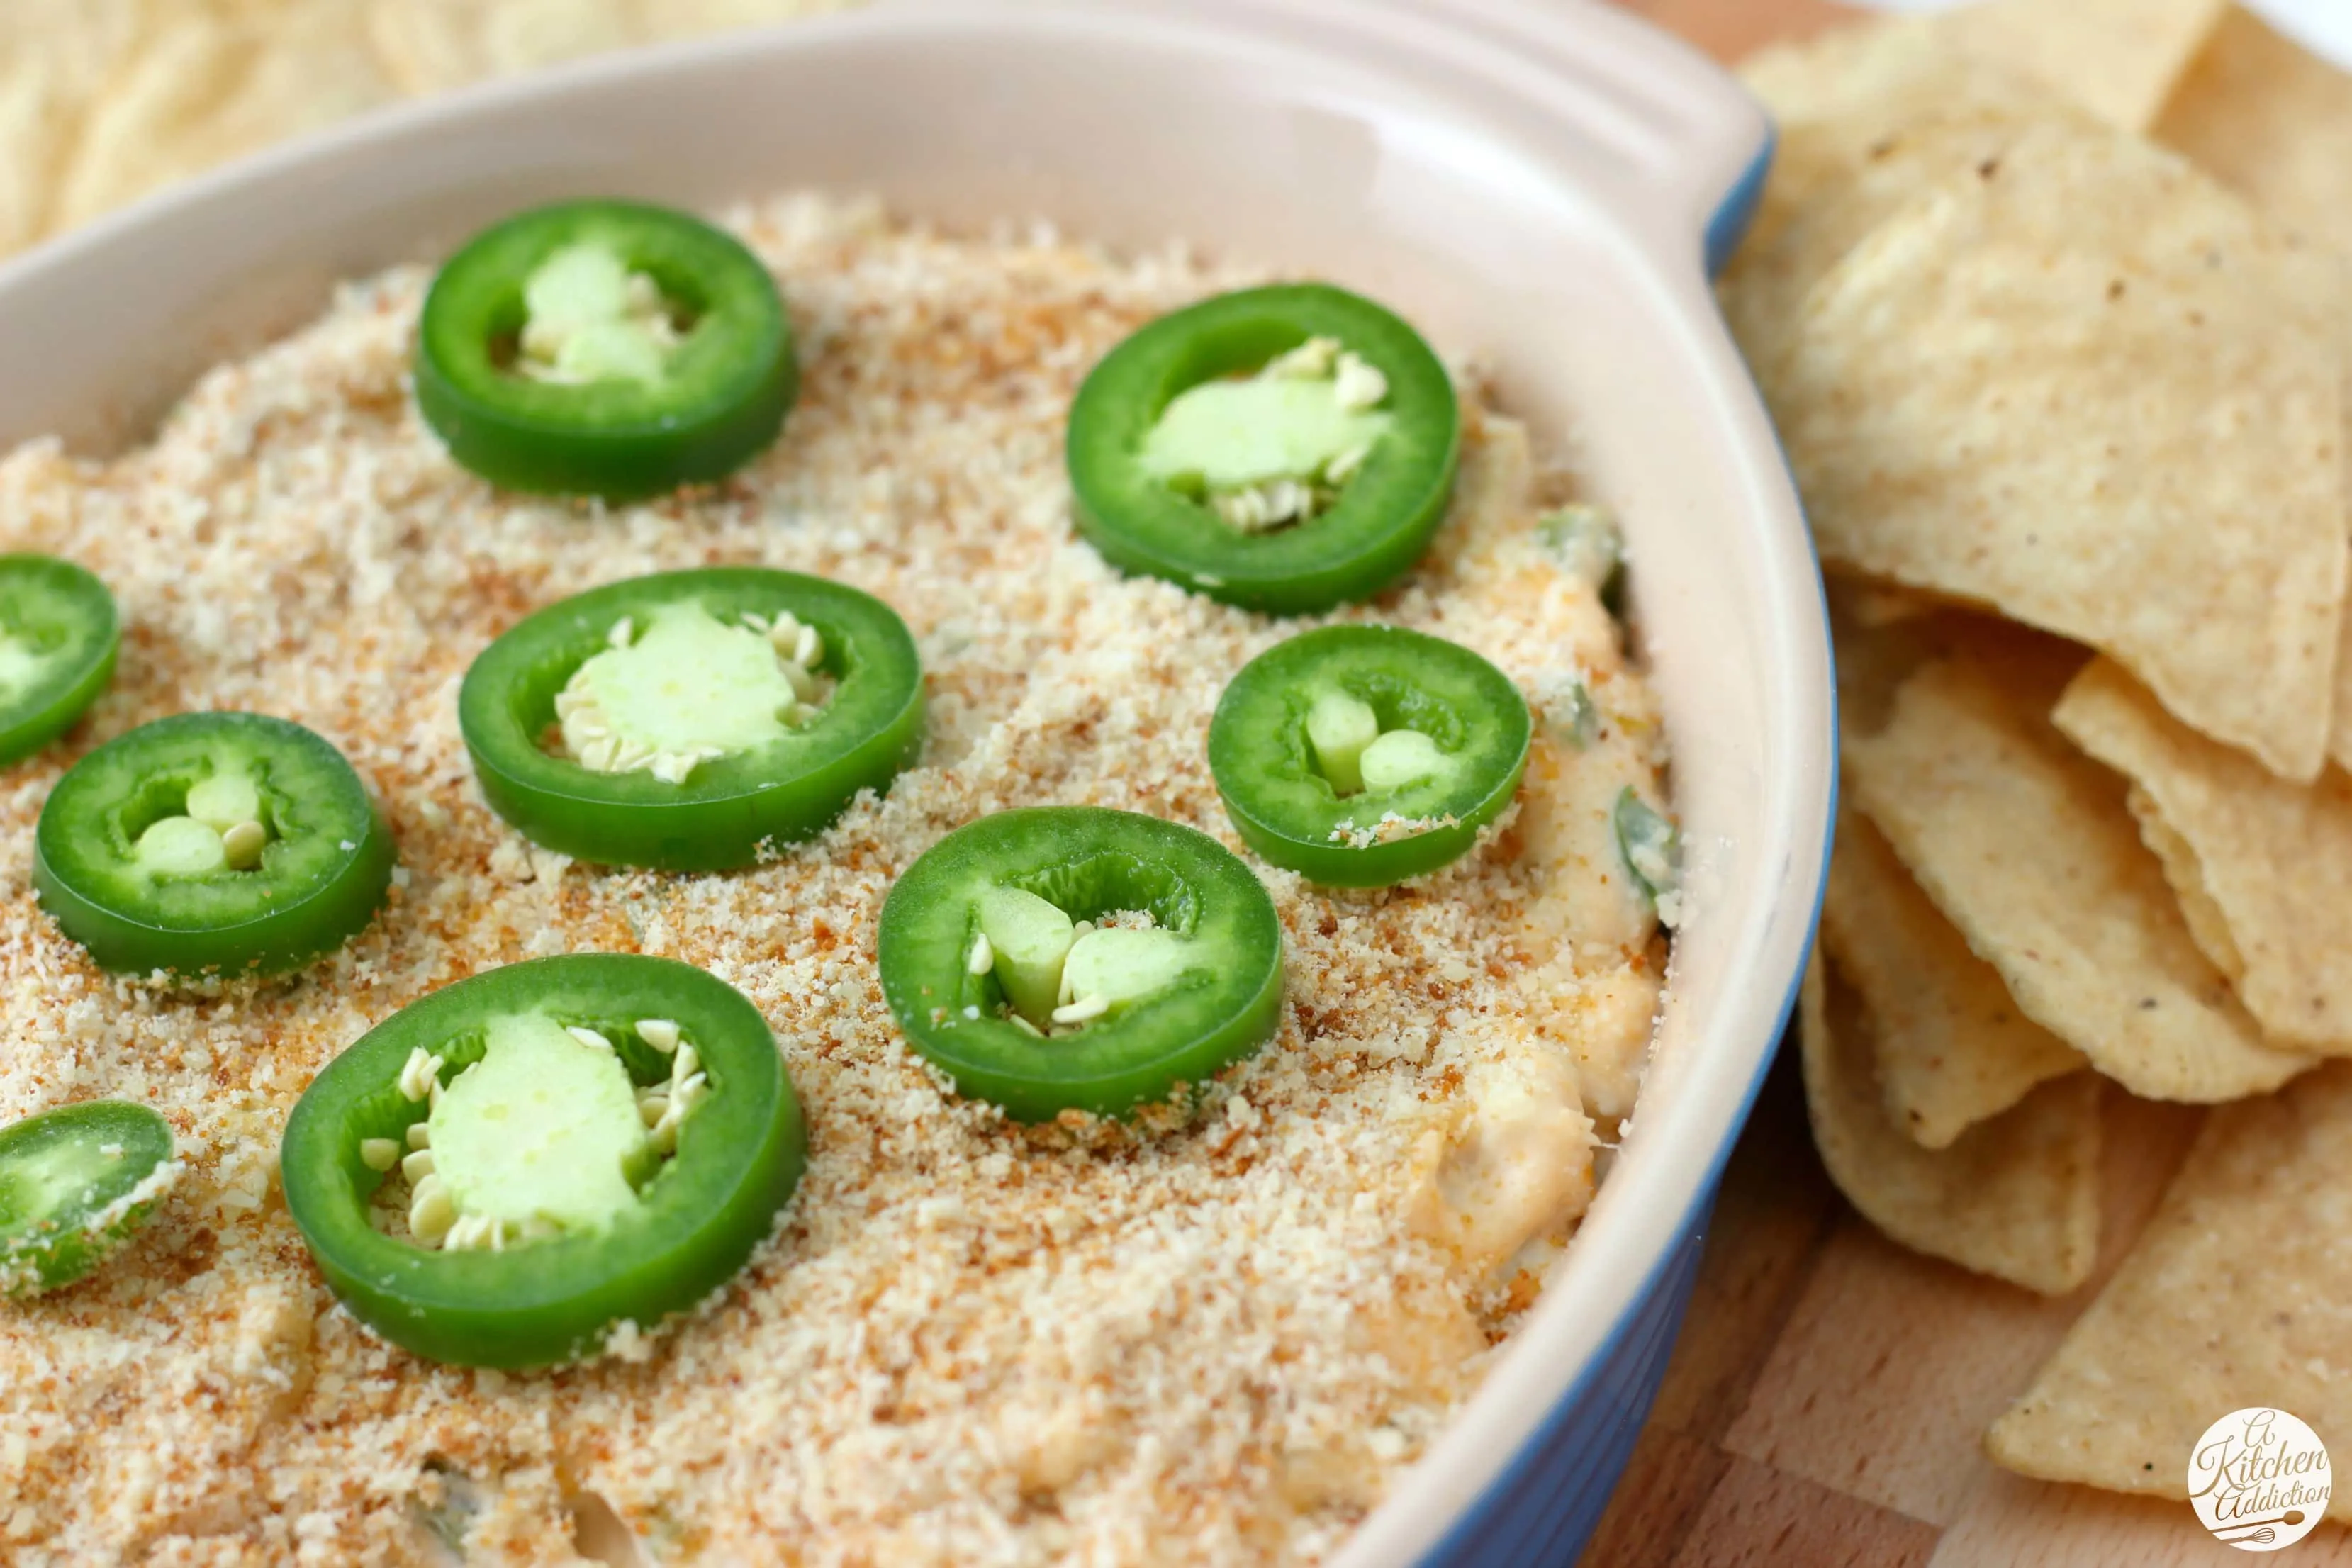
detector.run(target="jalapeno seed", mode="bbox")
[388,1013,708,1255]
[1139,335,1393,534]
[554,600,828,786]
[515,241,681,387]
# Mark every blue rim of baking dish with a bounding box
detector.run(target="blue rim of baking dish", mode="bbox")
[1422,116,1840,1568]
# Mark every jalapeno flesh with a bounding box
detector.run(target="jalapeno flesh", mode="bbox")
[1209,625,1531,887]
[1,1100,178,1297]
[281,953,805,1369]
[1067,284,1459,614]
[878,807,1284,1122]
[0,554,117,766]
[460,566,924,871]
[415,199,795,500]
[32,712,395,976]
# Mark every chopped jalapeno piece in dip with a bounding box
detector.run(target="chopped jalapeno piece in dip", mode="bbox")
[0,1101,179,1297]
[415,199,796,499]
[1209,625,1533,887]
[458,566,924,870]
[0,554,117,766]
[1614,785,1684,929]
[878,807,1284,1121]
[1537,503,1628,616]
[31,712,395,977]
[281,955,805,1369]
[1067,284,1460,613]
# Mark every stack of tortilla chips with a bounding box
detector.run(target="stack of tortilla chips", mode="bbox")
[1725,0,2352,1518]
[0,0,857,257]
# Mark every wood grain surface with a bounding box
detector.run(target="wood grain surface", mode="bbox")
[1588,4,2352,1561]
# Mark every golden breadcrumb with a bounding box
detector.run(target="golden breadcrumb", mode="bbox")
[0,194,1667,1565]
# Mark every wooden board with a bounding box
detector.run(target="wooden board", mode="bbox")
[1587,4,2352,1563]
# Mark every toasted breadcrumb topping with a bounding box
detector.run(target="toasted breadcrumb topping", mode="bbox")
[0,194,1667,1565]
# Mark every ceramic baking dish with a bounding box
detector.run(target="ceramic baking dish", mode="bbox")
[0,1,1830,1560]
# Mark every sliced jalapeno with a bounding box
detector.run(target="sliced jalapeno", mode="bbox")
[1067,284,1460,614]
[0,554,117,766]
[32,712,395,977]
[460,566,923,871]
[878,807,1284,1122]
[1,1100,179,1297]
[1209,625,1531,887]
[415,199,795,500]
[281,953,805,1369]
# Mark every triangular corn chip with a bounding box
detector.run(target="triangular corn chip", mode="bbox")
[1803,954,2099,1295]
[1780,121,2347,781]
[1844,659,2311,1101]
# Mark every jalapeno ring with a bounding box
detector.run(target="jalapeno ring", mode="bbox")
[32,712,395,976]
[0,554,118,766]
[281,953,806,1369]
[1066,284,1459,614]
[415,199,795,500]
[1209,625,1532,887]
[1,1100,179,1297]
[459,566,924,871]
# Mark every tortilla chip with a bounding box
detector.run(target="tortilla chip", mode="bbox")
[1738,16,1948,123]
[639,0,862,36]
[1802,953,2098,1295]
[1987,1061,2352,1517]
[366,0,637,95]
[1922,0,2227,133]
[1724,31,2061,381]
[366,0,860,96]
[1779,120,2347,782]
[0,0,142,250]
[2054,658,2352,1052]
[2155,4,2352,257]
[52,0,393,233]
[1830,585,2090,748]
[2122,788,2246,983]
[1844,658,2311,1102]
[1822,812,2084,1149]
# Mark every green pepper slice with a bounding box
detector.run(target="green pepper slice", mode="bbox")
[32,712,395,977]
[878,806,1284,1122]
[415,199,795,500]
[1066,283,1460,614]
[0,554,117,766]
[1,1100,178,1297]
[281,953,805,1369]
[1615,785,1684,926]
[459,566,924,872]
[1208,625,1532,887]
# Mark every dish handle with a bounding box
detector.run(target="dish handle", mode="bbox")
[1418,0,1778,276]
